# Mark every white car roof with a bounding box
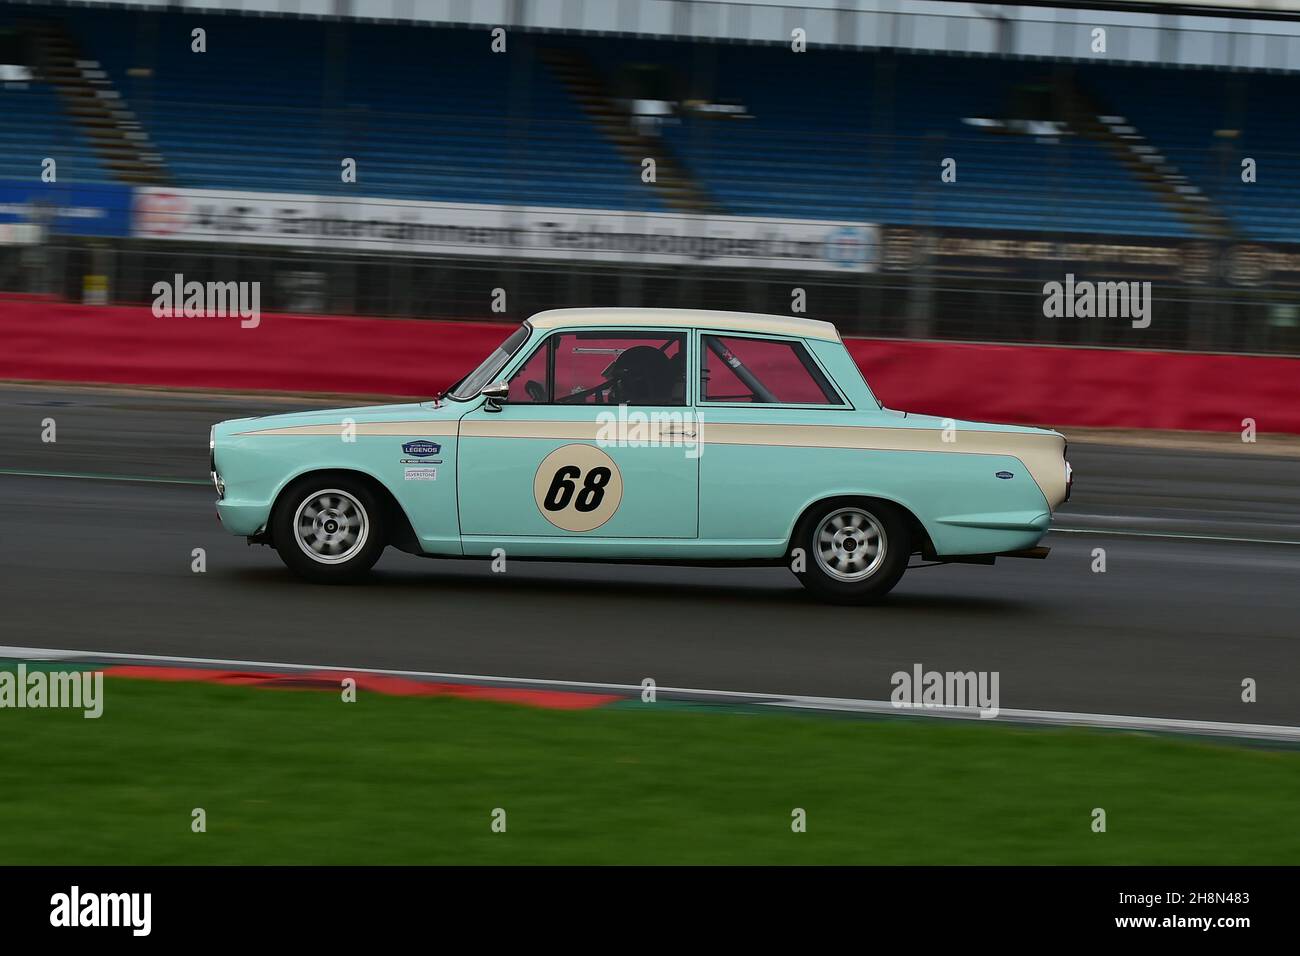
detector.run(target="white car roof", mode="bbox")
[527,308,841,343]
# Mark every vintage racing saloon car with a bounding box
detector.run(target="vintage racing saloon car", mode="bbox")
[210,308,1072,603]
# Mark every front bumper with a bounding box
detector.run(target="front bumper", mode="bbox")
[216,499,272,536]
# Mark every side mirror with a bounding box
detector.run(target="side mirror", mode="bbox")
[481,381,509,412]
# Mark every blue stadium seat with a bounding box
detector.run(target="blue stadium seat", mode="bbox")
[65,11,658,210]
[0,8,1292,241]
[0,79,108,182]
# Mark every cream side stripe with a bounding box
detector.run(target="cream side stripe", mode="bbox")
[235,419,1066,508]
[463,418,1044,448]
[235,421,459,437]
[460,419,697,441]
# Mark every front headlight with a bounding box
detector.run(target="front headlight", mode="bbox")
[1063,443,1073,503]
[209,427,224,498]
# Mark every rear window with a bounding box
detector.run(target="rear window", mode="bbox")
[700,335,843,405]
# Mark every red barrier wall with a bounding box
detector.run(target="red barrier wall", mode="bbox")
[0,295,511,398]
[3,296,1298,433]
[840,338,1300,433]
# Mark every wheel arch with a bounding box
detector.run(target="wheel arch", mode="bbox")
[786,493,935,559]
[268,468,422,554]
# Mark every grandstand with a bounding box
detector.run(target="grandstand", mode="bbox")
[1,4,1293,240]
[652,46,1194,236]
[66,11,652,210]
[1084,64,1298,243]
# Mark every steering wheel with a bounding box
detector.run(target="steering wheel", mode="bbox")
[524,379,546,403]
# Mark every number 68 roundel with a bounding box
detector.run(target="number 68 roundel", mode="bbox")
[531,444,625,532]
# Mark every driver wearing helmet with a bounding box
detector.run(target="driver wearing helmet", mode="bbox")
[603,346,677,405]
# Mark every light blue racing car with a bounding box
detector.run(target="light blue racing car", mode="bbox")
[211,308,1071,603]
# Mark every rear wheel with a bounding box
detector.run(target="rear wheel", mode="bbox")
[272,476,386,583]
[792,501,910,605]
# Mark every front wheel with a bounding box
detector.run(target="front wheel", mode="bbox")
[272,477,386,583]
[791,501,910,605]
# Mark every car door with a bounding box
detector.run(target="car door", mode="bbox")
[457,327,699,545]
[694,330,853,544]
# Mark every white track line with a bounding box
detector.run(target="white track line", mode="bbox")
[2,644,1296,742]
[0,468,207,485]
[1050,527,1300,546]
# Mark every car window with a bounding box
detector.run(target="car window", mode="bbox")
[701,335,844,405]
[510,331,687,406]
[449,323,531,400]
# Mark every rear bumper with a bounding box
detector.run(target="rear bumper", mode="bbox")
[937,511,1052,533]
[926,511,1051,559]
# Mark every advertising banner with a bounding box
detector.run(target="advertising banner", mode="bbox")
[880,225,1300,288]
[0,180,133,238]
[132,187,878,273]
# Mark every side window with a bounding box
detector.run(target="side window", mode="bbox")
[507,339,551,403]
[700,335,844,405]
[509,331,687,406]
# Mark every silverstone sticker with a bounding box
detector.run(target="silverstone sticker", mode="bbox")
[404,467,437,481]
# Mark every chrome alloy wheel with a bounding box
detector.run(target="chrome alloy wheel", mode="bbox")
[813,507,887,582]
[293,489,370,564]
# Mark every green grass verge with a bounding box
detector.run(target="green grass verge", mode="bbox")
[0,676,1296,864]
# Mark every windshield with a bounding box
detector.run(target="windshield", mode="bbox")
[447,323,532,400]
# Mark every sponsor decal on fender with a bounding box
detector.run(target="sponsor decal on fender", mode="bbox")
[402,440,441,457]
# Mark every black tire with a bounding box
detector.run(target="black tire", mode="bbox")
[271,475,386,583]
[790,500,910,605]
